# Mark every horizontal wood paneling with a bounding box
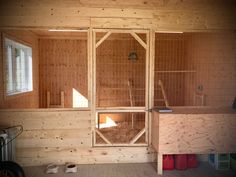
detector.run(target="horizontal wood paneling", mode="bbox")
[0,111,91,130]
[0,1,235,30]
[0,110,155,166]
[16,146,155,166]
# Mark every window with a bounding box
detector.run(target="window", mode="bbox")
[4,37,33,96]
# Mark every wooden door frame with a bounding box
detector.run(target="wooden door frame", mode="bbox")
[91,28,152,147]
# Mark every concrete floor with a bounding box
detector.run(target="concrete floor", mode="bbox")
[23,162,236,177]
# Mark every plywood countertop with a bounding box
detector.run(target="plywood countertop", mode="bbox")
[152,106,236,114]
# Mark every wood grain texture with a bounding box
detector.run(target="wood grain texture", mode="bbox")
[39,38,88,108]
[154,32,236,107]
[0,0,235,30]
[0,110,156,166]
[152,108,236,154]
[16,146,155,166]
[154,33,195,106]
[186,32,236,107]
[0,29,39,109]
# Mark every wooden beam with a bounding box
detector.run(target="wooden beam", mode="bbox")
[46,91,50,108]
[130,128,146,144]
[96,107,146,112]
[155,70,196,73]
[158,80,169,107]
[130,32,147,49]
[157,153,163,175]
[95,31,112,48]
[148,30,155,145]
[144,31,150,143]
[94,143,147,147]
[95,129,112,144]
[92,30,97,146]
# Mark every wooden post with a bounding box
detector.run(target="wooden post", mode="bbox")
[157,153,163,175]
[149,30,155,145]
[158,80,169,107]
[128,79,135,129]
[60,91,64,108]
[46,91,64,108]
[46,91,50,108]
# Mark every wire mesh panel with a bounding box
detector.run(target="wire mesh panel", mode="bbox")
[154,33,196,106]
[95,112,146,144]
[96,33,146,107]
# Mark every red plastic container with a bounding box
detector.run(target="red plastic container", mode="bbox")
[175,154,187,170]
[187,154,198,168]
[163,155,174,170]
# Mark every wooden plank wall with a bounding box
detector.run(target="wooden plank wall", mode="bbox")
[186,32,236,106]
[0,0,235,30]
[96,34,146,107]
[157,112,236,154]
[0,110,155,166]
[154,33,195,106]
[0,29,39,108]
[39,37,88,108]
[154,32,236,107]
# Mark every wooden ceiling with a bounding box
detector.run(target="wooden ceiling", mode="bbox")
[0,0,235,30]
[0,0,234,9]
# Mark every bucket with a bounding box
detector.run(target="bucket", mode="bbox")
[175,154,187,170]
[187,154,198,168]
[163,155,174,170]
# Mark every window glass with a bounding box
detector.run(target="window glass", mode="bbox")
[4,38,33,96]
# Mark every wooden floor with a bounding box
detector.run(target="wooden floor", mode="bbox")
[24,162,236,177]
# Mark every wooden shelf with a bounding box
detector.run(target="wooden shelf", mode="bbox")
[155,70,196,73]
[99,87,145,91]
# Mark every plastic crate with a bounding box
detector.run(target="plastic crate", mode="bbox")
[208,154,230,170]
[218,154,230,161]
[231,154,236,171]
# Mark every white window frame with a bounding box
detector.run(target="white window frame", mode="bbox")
[3,35,33,96]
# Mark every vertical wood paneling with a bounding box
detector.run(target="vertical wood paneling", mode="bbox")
[154,33,193,106]
[0,29,39,108]
[187,32,236,106]
[39,37,88,108]
[154,32,236,107]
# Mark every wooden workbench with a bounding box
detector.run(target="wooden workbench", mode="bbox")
[151,107,236,175]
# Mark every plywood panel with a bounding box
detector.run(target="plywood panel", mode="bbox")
[152,108,236,154]
[0,29,39,109]
[39,38,88,108]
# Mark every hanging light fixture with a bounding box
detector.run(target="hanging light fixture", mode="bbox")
[128,51,138,61]
[128,38,138,61]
